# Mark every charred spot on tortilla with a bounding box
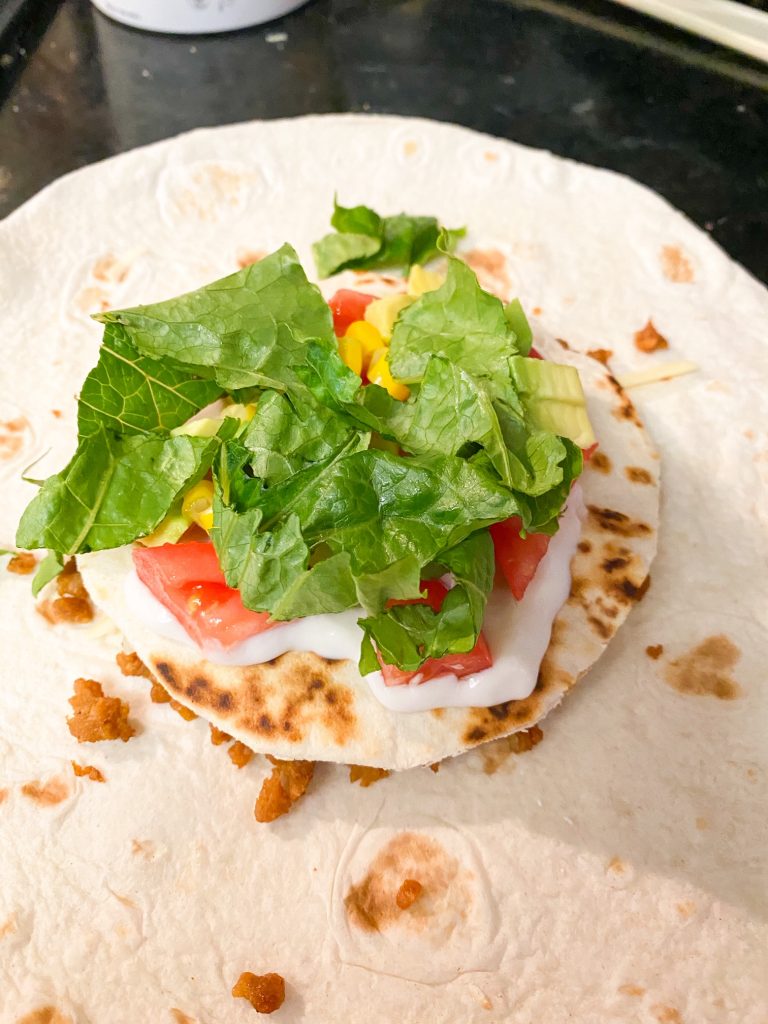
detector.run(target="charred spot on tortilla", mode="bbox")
[660,244,694,283]
[154,660,177,685]
[462,693,542,746]
[664,635,743,700]
[589,451,612,474]
[646,644,664,660]
[587,347,613,365]
[577,539,592,553]
[626,466,654,485]
[21,776,70,806]
[0,787,9,805]
[618,983,646,997]
[15,1008,74,1024]
[345,832,463,934]
[634,319,669,353]
[651,1005,683,1024]
[588,505,652,538]
[170,1010,196,1024]
[556,337,571,350]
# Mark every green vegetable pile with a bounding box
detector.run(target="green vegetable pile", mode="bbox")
[17,204,585,673]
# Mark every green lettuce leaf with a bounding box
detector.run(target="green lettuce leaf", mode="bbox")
[96,244,335,391]
[16,427,220,554]
[358,530,495,673]
[388,256,520,382]
[313,198,464,278]
[78,323,222,439]
[31,550,64,596]
[242,389,368,485]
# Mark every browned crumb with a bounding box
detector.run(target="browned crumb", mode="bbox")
[634,320,669,353]
[646,644,664,660]
[395,878,423,910]
[6,551,36,575]
[210,724,232,745]
[349,765,390,787]
[510,725,544,753]
[52,408,63,418]
[255,758,314,823]
[37,559,95,624]
[429,762,440,773]
[38,596,94,624]
[169,699,197,721]
[56,560,90,600]
[232,972,285,1014]
[587,348,613,365]
[148,679,172,704]
[228,740,254,769]
[67,678,135,743]
[115,651,152,678]
[72,761,105,783]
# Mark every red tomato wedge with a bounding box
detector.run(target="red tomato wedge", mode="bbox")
[490,518,551,602]
[133,542,278,648]
[379,578,493,686]
[328,289,375,337]
[582,442,598,461]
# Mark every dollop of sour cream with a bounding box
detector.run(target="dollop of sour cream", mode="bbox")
[125,487,584,712]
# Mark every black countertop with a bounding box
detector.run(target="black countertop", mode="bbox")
[1,0,767,283]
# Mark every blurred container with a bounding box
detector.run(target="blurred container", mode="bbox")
[90,0,310,34]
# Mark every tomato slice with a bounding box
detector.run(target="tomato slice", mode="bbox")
[328,289,375,337]
[133,542,278,648]
[490,517,551,602]
[379,578,493,686]
[582,442,598,461]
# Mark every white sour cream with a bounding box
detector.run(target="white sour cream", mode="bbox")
[125,487,584,712]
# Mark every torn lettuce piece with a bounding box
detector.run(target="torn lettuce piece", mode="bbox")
[16,428,221,554]
[313,197,464,278]
[358,530,495,674]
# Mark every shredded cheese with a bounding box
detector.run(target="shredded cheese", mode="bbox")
[617,360,698,390]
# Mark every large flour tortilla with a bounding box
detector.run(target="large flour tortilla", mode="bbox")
[79,332,659,770]
[1,117,766,1024]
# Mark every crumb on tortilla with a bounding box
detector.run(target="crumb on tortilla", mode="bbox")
[37,560,94,624]
[348,765,390,787]
[429,762,440,773]
[510,724,544,753]
[634,320,669,353]
[645,644,664,660]
[210,724,231,745]
[6,551,36,574]
[232,971,285,1014]
[255,757,314,823]
[148,679,172,704]
[67,678,135,743]
[395,878,423,910]
[115,651,152,678]
[228,740,254,769]
[71,761,105,783]
[169,699,197,721]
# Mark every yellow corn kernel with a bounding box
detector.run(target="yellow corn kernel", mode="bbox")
[364,293,414,338]
[345,320,383,369]
[223,402,256,422]
[407,264,443,297]
[368,352,410,401]
[338,335,363,376]
[182,480,215,532]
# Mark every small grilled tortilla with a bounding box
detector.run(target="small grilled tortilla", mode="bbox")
[79,333,659,770]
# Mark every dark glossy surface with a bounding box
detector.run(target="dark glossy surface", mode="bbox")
[1,0,767,282]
